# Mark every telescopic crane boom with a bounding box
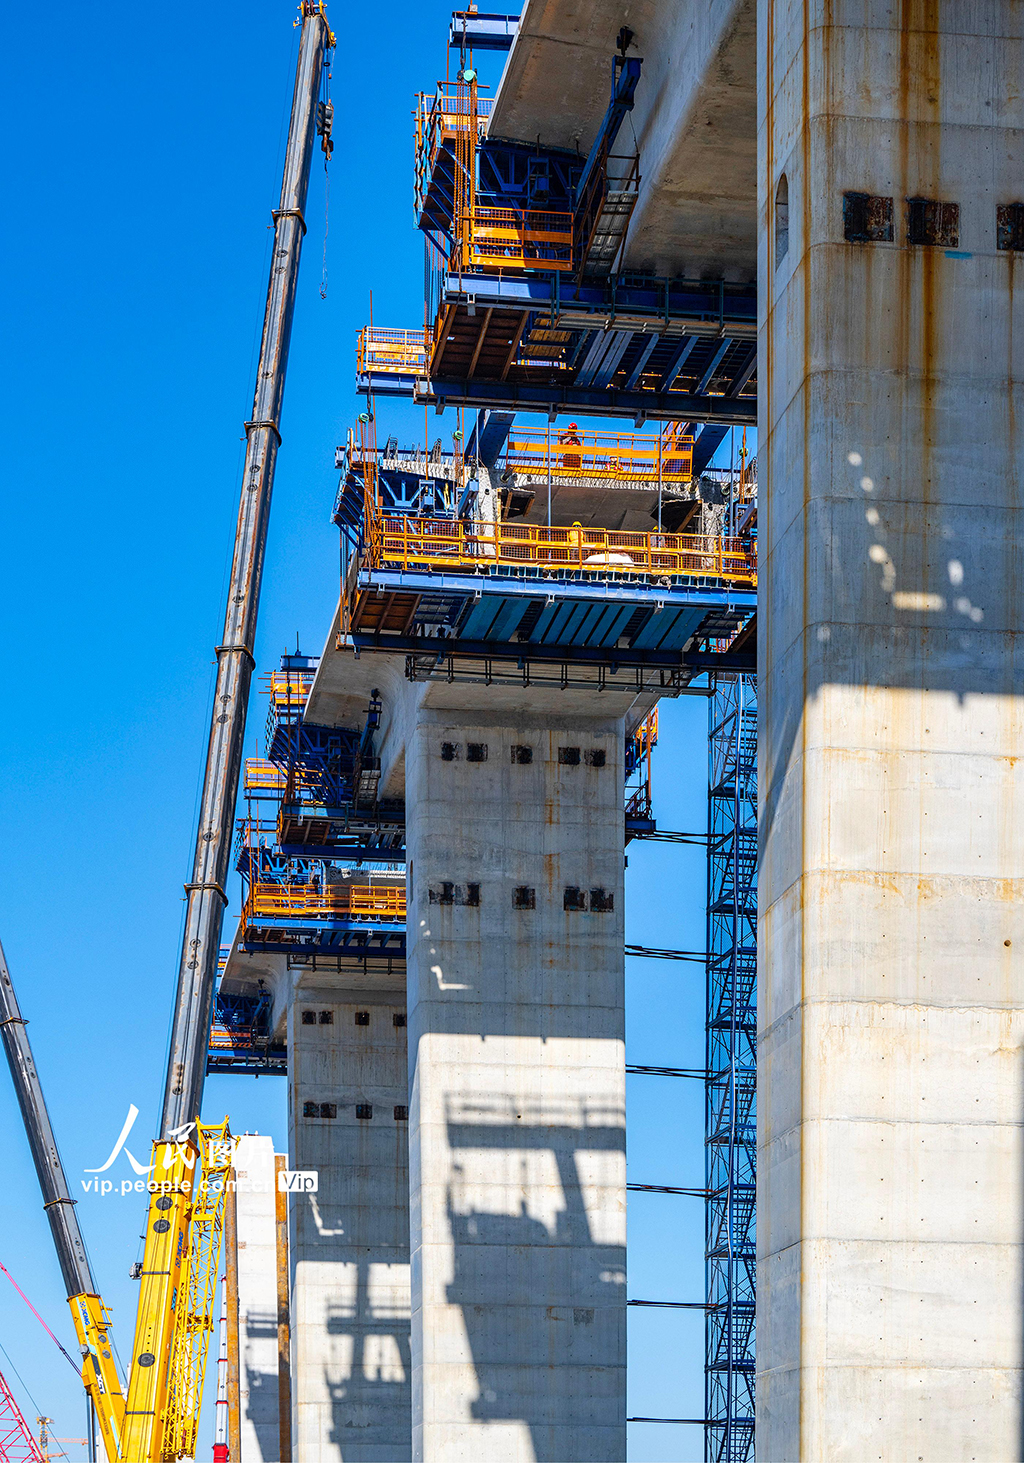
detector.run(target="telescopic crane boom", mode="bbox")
[163,0,333,1139]
[0,940,125,1461]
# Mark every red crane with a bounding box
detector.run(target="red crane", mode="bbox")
[0,1368,43,1463]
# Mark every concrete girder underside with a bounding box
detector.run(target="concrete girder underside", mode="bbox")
[490,0,756,279]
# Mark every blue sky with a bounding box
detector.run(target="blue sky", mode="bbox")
[1,3,744,1457]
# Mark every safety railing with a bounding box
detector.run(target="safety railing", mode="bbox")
[504,429,693,482]
[575,149,640,274]
[365,516,757,587]
[264,670,314,748]
[625,710,659,823]
[244,760,288,793]
[356,326,429,377]
[456,205,574,272]
[243,760,335,803]
[415,87,489,221]
[268,670,314,708]
[415,85,493,212]
[245,882,407,923]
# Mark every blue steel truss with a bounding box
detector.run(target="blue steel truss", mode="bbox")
[207,987,287,1076]
[705,674,757,1462]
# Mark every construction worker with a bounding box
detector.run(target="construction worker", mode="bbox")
[558,421,582,471]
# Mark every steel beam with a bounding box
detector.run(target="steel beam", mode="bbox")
[391,376,756,426]
[623,332,660,391]
[448,11,518,51]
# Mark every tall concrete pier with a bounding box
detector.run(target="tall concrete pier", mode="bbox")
[759,3,1024,1457]
[289,967,410,1461]
[405,705,627,1462]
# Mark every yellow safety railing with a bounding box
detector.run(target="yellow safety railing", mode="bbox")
[633,708,659,753]
[244,759,287,792]
[457,205,574,272]
[357,326,429,376]
[626,710,659,822]
[245,882,406,922]
[268,669,314,708]
[366,516,757,587]
[415,76,575,276]
[244,760,349,806]
[504,429,693,482]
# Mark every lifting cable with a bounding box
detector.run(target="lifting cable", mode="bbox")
[0,1261,81,1376]
[318,45,333,297]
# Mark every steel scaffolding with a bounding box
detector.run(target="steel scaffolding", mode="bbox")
[705,674,757,1462]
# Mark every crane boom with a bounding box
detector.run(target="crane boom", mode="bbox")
[161,0,334,1138]
[0,941,125,1460]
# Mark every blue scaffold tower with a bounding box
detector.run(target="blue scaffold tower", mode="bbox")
[706,674,757,1461]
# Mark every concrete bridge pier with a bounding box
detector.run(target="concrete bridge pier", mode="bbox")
[289,970,411,1462]
[759,3,1024,1458]
[405,705,628,1463]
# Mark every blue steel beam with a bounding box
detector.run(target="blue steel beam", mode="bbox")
[695,339,732,395]
[573,330,616,387]
[276,843,407,862]
[355,567,756,613]
[659,335,698,391]
[440,271,757,332]
[575,57,643,206]
[574,328,634,388]
[350,632,755,676]
[590,330,634,388]
[240,936,405,955]
[692,425,730,476]
[466,409,516,466]
[623,333,660,390]
[375,376,757,426]
[207,1053,287,1075]
[243,917,406,936]
[448,11,518,51]
[725,345,758,398]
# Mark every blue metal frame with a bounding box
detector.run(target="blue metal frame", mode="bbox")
[361,269,757,424]
[347,567,755,678]
[705,675,757,1462]
[438,270,757,328]
[207,988,287,1076]
[447,11,518,51]
[375,373,757,428]
[353,566,756,610]
[240,930,405,956]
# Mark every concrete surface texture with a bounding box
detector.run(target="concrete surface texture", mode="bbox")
[289,980,411,1461]
[404,705,628,1462]
[233,1135,283,1461]
[490,0,756,278]
[758,2,1024,1458]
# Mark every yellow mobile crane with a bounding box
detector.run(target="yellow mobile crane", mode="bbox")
[0,5,333,1458]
